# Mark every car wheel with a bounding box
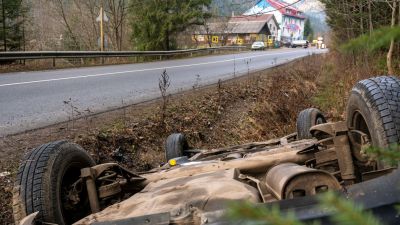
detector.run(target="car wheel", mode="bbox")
[13,141,95,225]
[165,133,189,161]
[346,76,400,168]
[297,108,327,140]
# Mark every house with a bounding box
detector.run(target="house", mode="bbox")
[193,14,280,46]
[245,0,306,42]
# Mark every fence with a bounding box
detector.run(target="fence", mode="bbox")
[0,46,248,68]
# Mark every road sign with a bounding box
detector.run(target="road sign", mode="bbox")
[96,11,109,22]
[212,36,219,43]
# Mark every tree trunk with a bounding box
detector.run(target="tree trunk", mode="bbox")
[387,1,397,75]
[56,0,79,49]
[1,0,7,51]
[165,29,170,51]
[368,0,373,35]
[359,1,364,34]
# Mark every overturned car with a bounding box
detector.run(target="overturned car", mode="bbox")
[13,76,400,225]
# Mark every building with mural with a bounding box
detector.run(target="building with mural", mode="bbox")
[245,0,306,42]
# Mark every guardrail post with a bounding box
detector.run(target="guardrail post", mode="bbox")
[159,55,162,61]
[52,58,56,67]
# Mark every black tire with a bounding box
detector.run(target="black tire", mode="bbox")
[13,141,95,225]
[165,133,189,161]
[297,108,327,140]
[347,76,400,164]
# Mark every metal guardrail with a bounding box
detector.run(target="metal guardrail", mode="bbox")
[0,46,247,61]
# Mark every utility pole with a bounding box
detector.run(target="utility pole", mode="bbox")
[96,5,108,64]
[96,5,108,51]
[1,0,7,51]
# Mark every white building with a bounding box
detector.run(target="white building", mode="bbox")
[245,0,306,42]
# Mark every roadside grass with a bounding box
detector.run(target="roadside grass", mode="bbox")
[74,55,326,171]
[312,51,386,120]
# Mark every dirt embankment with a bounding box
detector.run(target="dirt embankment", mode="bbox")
[0,53,359,224]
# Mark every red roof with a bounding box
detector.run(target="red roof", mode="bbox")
[265,0,305,19]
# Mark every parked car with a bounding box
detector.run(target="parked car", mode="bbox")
[291,40,309,48]
[251,41,265,50]
[14,76,400,225]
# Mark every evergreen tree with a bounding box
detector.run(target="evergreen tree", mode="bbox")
[0,0,26,51]
[303,19,314,41]
[129,0,212,51]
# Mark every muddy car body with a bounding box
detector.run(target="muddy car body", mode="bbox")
[13,76,400,225]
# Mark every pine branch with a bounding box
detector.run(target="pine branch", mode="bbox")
[366,144,400,166]
[318,192,382,225]
[227,201,305,225]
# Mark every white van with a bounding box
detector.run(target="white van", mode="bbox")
[291,40,309,48]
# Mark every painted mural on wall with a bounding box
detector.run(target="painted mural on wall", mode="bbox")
[245,0,306,41]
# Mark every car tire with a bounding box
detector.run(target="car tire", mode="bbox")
[13,141,95,225]
[297,108,327,140]
[346,76,400,167]
[165,133,189,161]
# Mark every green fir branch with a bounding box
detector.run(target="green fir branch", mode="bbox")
[318,192,382,225]
[341,27,400,54]
[366,144,400,167]
[227,201,306,225]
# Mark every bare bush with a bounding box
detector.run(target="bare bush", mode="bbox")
[158,69,171,127]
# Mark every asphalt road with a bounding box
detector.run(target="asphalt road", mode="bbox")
[0,48,327,136]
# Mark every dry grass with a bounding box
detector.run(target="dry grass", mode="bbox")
[75,55,325,172]
[311,51,389,120]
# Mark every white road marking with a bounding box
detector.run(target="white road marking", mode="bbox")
[0,50,311,88]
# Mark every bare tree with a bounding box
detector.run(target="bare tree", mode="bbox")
[105,0,129,51]
[159,69,171,127]
[52,0,80,49]
[368,0,373,35]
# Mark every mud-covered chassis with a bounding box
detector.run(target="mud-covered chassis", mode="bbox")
[14,76,400,225]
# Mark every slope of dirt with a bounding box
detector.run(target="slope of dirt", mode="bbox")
[0,54,326,224]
